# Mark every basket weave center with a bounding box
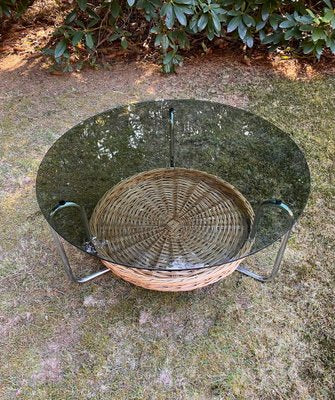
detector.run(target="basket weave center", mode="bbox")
[89,168,254,270]
[166,218,180,232]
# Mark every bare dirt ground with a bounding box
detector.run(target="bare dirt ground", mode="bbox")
[0,46,334,399]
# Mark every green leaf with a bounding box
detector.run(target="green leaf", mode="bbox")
[227,10,239,17]
[42,47,55,56]
[173,53,182,64]
[174,6,187,26]
[262,33,275,44]
[121,37,128,49]
[154,34,162,47]
[175,0,194,4]
[302,41,314,54]
[261,4,269,21]
[160,3,169,16]
[197,14,208,31]
[163,63,171,73]
[111,0,121,18]
[256,20,266,31]
[212,11,221,32]
[299,24,313,31]
[227,16,240,32]
[269,14,280,30]
[258,29,265,41]
[189,14,198,31]
[215,8,227,15]
[163,51,174,65]
[161,34,169,50]
[88,18,99,28]
[72,31,83,46]
[306,9,316,19]
[65,10,77,24]
[77,0,87,11]
[177,6,193,15]
[242,14,255,27]
[323,0,332,8]
[271,32,284,45]
[284,28,297,40]
[207,31,214,40]
[76,20,85,29]
[109,33,120,42]
[85,33,95,49]
[294,14,312,24]
[234,0,243,11]
[312,28,326,42]
[87,8,100,19]
[279,20,296,29]
[177,31,189,48]
[238,21,247,39]
[328,38,335,53]
[246,35,253,48]
[315,41,324,59]
[165,4,175,29]
[322,10,334,23]
[54,40,67,58]
[2,5,10,17]
[127,0,136,6]
[63,50,70,59]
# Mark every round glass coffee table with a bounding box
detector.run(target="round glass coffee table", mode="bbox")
[36,100,310,291]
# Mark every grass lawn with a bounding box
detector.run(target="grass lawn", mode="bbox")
[0,53,334,399]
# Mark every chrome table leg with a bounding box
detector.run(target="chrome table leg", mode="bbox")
[237,227,292,282]
[50,228,110,284]
[237,199,294,282]
[49,200,110,284]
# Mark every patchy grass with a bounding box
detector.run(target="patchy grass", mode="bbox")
[0,56,334,400]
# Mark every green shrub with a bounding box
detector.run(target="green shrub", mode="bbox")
[41,0,335,72]
[0,0,33,23]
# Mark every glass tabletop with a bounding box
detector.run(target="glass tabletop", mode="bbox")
[36,99,310,270]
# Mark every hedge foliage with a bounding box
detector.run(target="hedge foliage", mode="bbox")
[2,1,335,71]
[0,0,32,21]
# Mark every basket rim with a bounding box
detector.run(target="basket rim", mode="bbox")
[89,167,254,271]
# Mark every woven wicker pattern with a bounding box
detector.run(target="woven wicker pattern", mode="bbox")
[90,168,254,291]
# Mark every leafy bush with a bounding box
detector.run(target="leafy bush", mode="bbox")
[0,0,33,22]
[41,0,335,72]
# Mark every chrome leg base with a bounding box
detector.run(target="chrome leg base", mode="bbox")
[236,265,269,282]
[50,228,110,284]
[237,227,292,283]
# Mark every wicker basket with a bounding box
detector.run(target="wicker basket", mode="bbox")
[89,168,254,291]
